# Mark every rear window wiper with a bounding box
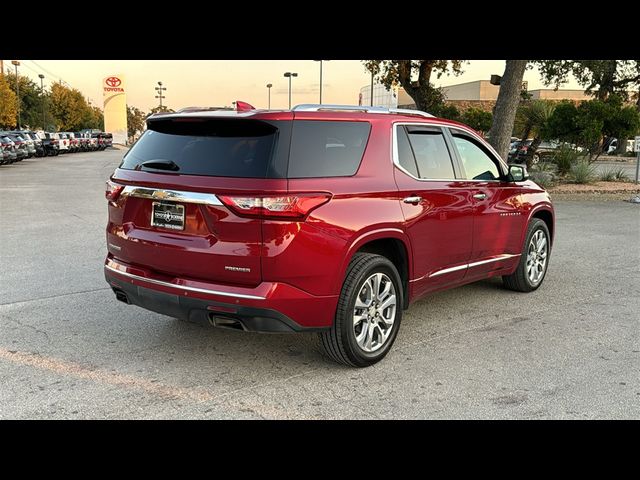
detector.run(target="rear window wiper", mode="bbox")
[138,159,180,171]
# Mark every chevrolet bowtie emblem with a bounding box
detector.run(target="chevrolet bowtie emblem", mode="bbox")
[153,191,168,199]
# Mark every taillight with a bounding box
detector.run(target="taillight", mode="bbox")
[105,180,124,202]
[218,194,331,220]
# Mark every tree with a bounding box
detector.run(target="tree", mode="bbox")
[544,97,640,161]
[461,107,493,134]
[49,82,85,130]
[5,72,44,129]
[433,103,461,121]
[47,81,102,131]
[0,75,18,128]
[148,106,174,115]
[513,100,556,167]
[127,105,146,138]
[537,60,640,154]
[82,105,104,130]
[487,60,528,159]
[428,103,461,122]
[363,60,465,112]
[536,60,640,101]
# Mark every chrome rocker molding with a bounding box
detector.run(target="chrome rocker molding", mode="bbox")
[428,254,520,278]
[105,264,266,300]
[120,186,223,207]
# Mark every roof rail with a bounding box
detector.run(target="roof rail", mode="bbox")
[293,104,388,113]
[176,106,235,113]
[388,108,433,118]
[292,104,433,118]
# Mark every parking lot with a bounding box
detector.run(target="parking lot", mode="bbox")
[0,148,639,419]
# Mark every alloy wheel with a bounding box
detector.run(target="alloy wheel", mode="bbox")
[352,273,397,352]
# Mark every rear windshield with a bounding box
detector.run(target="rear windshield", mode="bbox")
[119,117,371,179]
[120,118,283,178]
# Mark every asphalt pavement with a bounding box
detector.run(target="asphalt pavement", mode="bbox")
[1,149,639,419]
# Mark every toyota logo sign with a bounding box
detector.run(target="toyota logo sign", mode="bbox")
[105,77,121,87]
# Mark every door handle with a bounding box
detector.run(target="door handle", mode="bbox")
[473,193,487,200]
[403,196,422,205]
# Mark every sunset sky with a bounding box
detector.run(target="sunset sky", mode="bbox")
[6,60,581,112]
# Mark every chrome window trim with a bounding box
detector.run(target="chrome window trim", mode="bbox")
[423,254,521,279]
[392,122,459,182]
[105,265,266,300]
[120,186,223,207]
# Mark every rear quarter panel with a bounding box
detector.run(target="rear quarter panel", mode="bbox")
[262,117,408,296]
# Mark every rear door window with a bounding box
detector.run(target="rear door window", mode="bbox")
[287,121,371,178]
[396,126,419,177]
[405,126,456,180]
[120,118,288,178]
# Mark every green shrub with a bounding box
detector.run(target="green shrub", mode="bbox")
[599,168,616,182]
[614,167,630,182]
[532,162,556,173]
[570,160,597,184]
[599,166,631,182]
[552,145,581,175]
[531,174,554,190]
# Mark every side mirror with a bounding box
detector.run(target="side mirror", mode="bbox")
[508,164,528,182]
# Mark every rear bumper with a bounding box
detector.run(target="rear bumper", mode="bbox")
[104,256,337,332]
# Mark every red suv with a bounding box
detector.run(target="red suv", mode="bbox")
[104,104,554,367]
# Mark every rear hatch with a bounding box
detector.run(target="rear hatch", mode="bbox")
[107,114,292,287]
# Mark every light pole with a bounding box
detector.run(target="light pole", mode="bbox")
[266,83,272,110]
[11,60,21,129]
[370,69,374,107]
[155,81,166,110]
[283,72,297,109]
[38,74,45,130]
[314,60,329,104]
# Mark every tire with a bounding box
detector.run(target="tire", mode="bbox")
[319,253,403,367]
[503,218,551,292]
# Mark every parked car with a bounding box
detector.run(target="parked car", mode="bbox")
[3,133,28,161]
[104,104,555,367]
[74,132,89,151]
[8,130,37,158]
[103,132,113,148]
[510,139,568,164]
[606,138,635,154]
[93,132,106,150]
[26,132,45,157]
[41,132,60,156]
[57,133,70,153]
[85,132,98,150]
[60,132,79,152]
[1,136,18,164]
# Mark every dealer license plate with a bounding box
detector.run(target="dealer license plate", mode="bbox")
[151,202,185,230]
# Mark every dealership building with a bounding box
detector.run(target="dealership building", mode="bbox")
[359,80,592,112]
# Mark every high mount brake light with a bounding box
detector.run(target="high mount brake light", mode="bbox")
[218,194,331,220]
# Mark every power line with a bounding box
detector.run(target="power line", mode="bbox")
[27,60,72,88]
[18,61,42,77]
